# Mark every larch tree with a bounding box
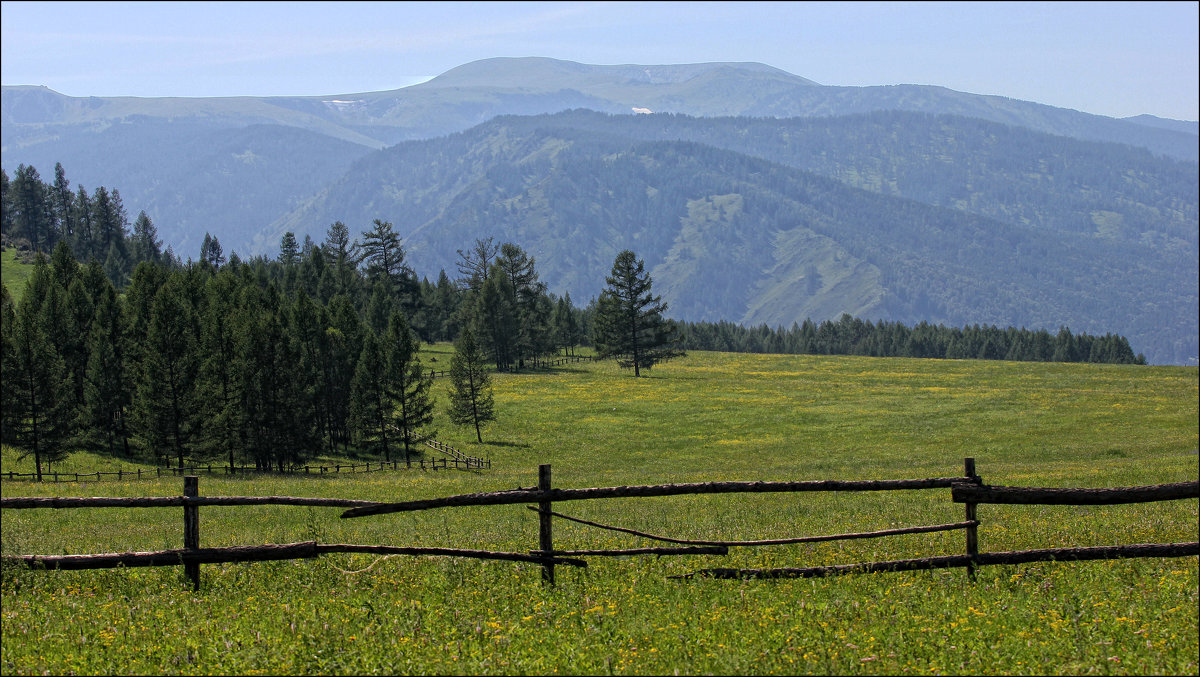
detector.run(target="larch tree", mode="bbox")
[3,289,75,479]
[592,249,684,377]
[132,279,198,467]
[446,328,495,443]
[384,310,434,466]
[349,330,393,461]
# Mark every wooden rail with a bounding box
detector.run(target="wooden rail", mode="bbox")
[0,455,490,484]
[3,459,1196,591]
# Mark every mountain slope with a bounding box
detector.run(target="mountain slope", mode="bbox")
[260,119,1195,365]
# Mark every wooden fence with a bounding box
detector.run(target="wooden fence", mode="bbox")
[429,353,597,379]
[422,438,489,469]
[2,459,1196,591]
[0,453,490,484]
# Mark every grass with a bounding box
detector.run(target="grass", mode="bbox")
[1,351,1197,675]
[0,247,36,306]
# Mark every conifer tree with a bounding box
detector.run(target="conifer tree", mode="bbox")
[349,331,393,460]
[359,219,417,308]
[130,211,162,266]
[4,293,74,479]
[474,265,519,371]
[194,270,243,470]
[234,283,313,470]
[593,250,683,376]
[384,310,435,465]
[132,279,198,466]
[325,294,362,453]
[446,328,495,443]
[81,283,133,457]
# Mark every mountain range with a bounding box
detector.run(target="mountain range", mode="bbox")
[2,57,1197,364]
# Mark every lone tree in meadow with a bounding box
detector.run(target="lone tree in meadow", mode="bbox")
[446,328,495,443]
[592,249,684,377]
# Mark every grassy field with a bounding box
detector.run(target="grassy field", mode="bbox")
[2,351,1197,675]
[0,247,36,305]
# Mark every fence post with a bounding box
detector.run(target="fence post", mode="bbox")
[538,464,555,585]
[183,476,200,591]
[964,458,979,581]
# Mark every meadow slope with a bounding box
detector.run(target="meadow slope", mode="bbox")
[2,351,1197,675]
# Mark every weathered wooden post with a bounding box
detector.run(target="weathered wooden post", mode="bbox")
[538,464,555,585]
[964,458,979,581]
[183,476,200,591]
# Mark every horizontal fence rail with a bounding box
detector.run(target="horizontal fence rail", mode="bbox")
[951,481,1199,505]
[3,460,1196,590]
[526,506,978,546]
[1,495,383,509]
[7,542,587,571]
[1,452,490,484]
[675,542,1200,580]
[340,477,965,518]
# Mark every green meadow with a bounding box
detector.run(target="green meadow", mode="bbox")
[2,351,1197,675]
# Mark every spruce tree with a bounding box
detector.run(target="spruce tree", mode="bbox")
[446,328,495,443]
[593,250,683,376]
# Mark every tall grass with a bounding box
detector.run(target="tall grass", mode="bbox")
[2,352,1196,675]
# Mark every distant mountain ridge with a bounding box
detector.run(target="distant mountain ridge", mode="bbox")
[4,57,1195,154]
[256,112,1195,365]
[2,57,1196,364]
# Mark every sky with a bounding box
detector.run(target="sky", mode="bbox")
[2,1,1197,121]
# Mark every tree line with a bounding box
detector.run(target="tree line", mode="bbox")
[0,234,518,480]
[676,314,1145,365]
[1,163,1146,479]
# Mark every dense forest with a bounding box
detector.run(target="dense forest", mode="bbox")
[0,163,1145,473]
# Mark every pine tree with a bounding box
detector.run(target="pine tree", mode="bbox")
[321,221,357,299]
[447,328,495,443]
[70,185,95,261]
[495,243,550,366]
[552,292,581,356]
[593,250,684,376]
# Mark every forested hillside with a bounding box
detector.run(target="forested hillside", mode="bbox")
[3,58,1195,364]
[0,235,1144,474]
[260,118,1196,365]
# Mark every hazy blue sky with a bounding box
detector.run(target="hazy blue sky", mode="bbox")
[2,1,1197,120]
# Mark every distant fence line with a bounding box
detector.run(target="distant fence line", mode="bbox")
[430,353,598,379]
[0,453,490,484]
[3,459,1196,591]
